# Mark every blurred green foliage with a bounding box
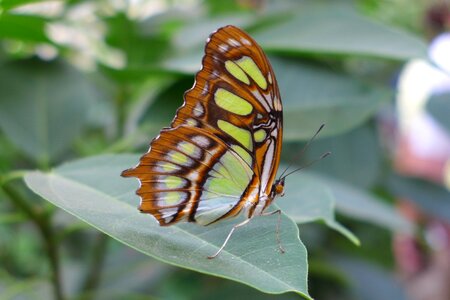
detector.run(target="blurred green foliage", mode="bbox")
[0,0,447,299]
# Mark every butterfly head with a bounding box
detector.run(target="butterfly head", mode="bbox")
[273,178,285,198]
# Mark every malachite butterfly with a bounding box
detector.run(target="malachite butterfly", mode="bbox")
[122,25,287,258]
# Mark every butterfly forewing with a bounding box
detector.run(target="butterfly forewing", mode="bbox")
[122,25,283,226]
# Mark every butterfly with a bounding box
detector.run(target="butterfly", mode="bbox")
[122,25,287,259]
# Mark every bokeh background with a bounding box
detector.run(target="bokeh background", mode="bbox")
[1,0,450,299]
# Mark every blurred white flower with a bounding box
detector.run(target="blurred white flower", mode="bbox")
[396,32,450,187]
[127,0,199,20]
[12,1,64,17]
[47,2,125,70]
[429,32,450,74]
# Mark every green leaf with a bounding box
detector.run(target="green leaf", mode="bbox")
[307,172,414,234]
[427,92,450,133]
[104,13,171,68]
[277,169,359,246]
[204,0,253,16]
[0,13,51,43]
[172,15,256,51]
[333,256,408,300]
[0,212,27,224]
[0,134,20,172]
[274,57,391,140]
[254,3,427,60]
[94,241,167,295]
[1,0,49,10]
[135,78,193,147]
[303,125,382,188]
[0,58,100,165]
[98,63,174,83]
[24,154,312,298]
[162,49,204,74]
[386,174,450,223]
[123,78,177,139]
[0,270,52,299]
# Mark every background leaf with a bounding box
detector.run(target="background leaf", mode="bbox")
[386,174,450,223]
[0,59,101,165]
[333,257,408,300]
[0,270,52,299]
[172,15,257,51]
[274,58,391,140]
[0,13,51,43]
[303,125,382,188]
[255,3,427,60]
[307,172,414,234]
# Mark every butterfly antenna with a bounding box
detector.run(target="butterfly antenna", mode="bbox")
[278,124,325,179]
[281,151,331,180]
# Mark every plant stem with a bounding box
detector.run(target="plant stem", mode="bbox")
[116,86,128,138]
[80,233,109,299]
[0,170,29,185]
[1,182,65,300]
[41,218,65,300]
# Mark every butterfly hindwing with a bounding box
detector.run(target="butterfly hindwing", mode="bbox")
[123,125,253,225]
[122,25,283,225]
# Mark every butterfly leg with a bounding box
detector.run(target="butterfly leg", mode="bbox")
[261,209,285,254]
[207,218,251,259]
